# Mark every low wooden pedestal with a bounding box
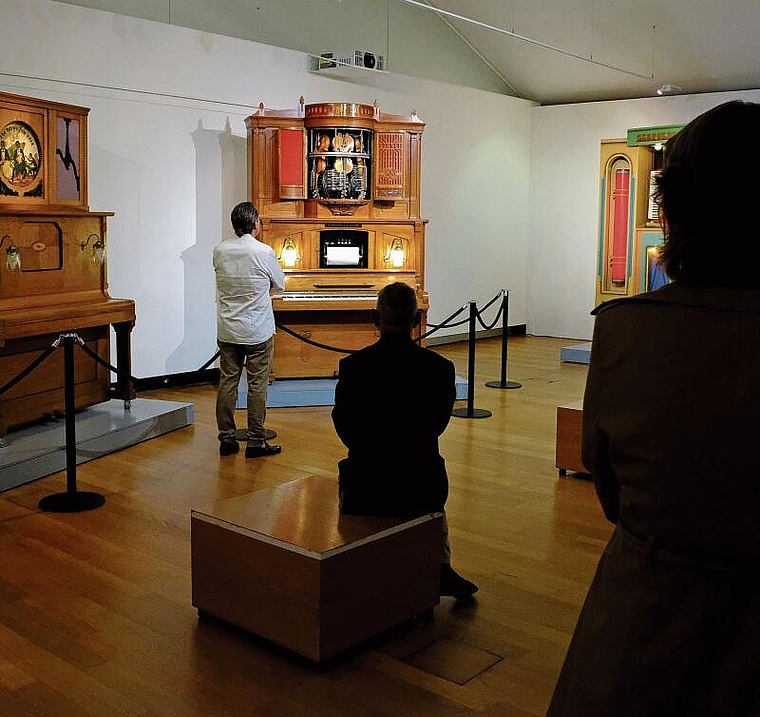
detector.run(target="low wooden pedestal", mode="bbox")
[191,474,443,662]
[556,400,588,476]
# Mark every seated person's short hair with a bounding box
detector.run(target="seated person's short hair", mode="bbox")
[377,282,418,330]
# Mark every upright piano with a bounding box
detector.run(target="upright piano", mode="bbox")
[270,262,428,378]
[0,92,134,436]
[246,100,429,378]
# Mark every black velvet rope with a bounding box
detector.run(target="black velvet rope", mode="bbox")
[77,340,120,374]
[275,300,472,352]
[0,290,509,395]
[198,294,495,370]
[478,290,504,314]
[425,304,471,330]
[475,290,506,330]
[275,322,359,354]
[417,303,469,340]
[77,341,155,390]
[198,351,220,371]
[425,316,471,330]
[476,303,505,331]
[0,345,57,397]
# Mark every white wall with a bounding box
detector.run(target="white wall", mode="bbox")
[56,0,514,94]
[0,0,532,378]
[10,1,751,367]
[528,89,760,340]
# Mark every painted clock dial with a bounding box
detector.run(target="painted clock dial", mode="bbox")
[0,120,42,194]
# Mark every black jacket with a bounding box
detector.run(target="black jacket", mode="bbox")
[331,333,456,517]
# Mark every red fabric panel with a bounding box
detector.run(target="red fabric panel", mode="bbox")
[611,168,630,284]
[279,129,304,189]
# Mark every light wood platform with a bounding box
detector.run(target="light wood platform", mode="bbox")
[191,474,443,662]
[555,399,588,475]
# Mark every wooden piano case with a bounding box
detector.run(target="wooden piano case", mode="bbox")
[272,268,428,378]
[0,92,135,436]
[246,99,428,378]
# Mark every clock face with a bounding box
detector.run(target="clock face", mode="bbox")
[0,120,42,192]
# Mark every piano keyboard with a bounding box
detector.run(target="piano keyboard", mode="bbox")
[276,293,378,302]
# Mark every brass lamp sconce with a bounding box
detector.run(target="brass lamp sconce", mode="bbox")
[1,234,21,271]
[278,236,300,268]
[385,236,406,268]
[80,233,106,265]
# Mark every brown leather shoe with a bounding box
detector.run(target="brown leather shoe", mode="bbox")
[245,442,282,458]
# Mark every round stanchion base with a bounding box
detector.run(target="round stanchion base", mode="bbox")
[485,380,523,389]
[234,428,277,441]
[451,407,492,419]
[39,491,106,513]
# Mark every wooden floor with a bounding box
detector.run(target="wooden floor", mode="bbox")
[0,336,611,717]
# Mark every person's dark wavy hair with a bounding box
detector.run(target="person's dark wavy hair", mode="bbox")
[653,100,760,287]
[230,201,258,237]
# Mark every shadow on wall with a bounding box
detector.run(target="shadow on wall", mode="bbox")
[167,117,247,373]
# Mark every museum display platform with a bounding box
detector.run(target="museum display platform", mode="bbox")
[243,375,469,408]
[560,342,591,364]
[0,398,193,493]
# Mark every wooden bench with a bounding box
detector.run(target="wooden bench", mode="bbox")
[555,399,589,476]
[191,474,443,662]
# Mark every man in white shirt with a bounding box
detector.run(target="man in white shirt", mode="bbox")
[213,202,285,457]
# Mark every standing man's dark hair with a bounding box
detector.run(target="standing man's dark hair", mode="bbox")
[332,281,477,600]
[231,201,258,237]
[213,201,285,458]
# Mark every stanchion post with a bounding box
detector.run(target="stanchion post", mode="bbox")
[486,290,522,389]
[39,333,106,513]
[63,334,77,494]
[113,320,135,410]
[452,301,492,419]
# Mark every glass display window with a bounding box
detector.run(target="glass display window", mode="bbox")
[308,127,372,200]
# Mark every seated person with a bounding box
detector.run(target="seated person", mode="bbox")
[331,282,477,600]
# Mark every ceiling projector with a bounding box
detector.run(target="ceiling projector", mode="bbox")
[317,49,386,71]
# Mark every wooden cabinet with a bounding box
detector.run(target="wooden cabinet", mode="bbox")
[555,400,587,476]
[246,99,428,378]
[595,125,682,306]
[0,92,134,436]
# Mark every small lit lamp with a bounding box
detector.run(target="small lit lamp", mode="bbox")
[1,234,21,271]
[80,233,106,265]
[385,237,406,268]
[279,237,299,268]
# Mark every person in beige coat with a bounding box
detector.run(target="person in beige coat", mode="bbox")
[547,101,760,717]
